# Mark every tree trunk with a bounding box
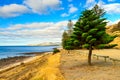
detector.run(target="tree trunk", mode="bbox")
[88,45,92,65]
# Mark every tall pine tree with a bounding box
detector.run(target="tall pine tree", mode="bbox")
[70,8,116,65]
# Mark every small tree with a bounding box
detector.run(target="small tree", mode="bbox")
[70,8,116,65]
[62,31,69,49]
[92,4,105,16]
[62,31,74,50]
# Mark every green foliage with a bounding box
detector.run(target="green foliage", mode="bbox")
[73,31,82,35]
[97,44,107,49]
[97,44,118,49]
[96,31,105,36]
[74,40,80,46]
[102,34,116,44]
[62,31,70,49]
[89,38,96,44]
[86,35,93,42]
[107,44,118,48]
[92,4,105,16]
[84,25,89,31]
[53,48,60,54]
[71,34,79,39]
[64,46,74,50]
[82,44,90,48]
[88,28,98,35]
[62,5,116,51]
[96,22,106,30]
[82,33,88,38]
[63,38,75,50]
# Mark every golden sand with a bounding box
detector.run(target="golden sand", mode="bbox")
[0,49,120,80]
[0,52,64,80]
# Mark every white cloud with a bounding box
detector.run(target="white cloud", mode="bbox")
[0,21,68,41]
[85,0,96,8]
[108,0,116,2]
[0,20,77,45]
[0,0,63,18]
[68,0,72,2]
[60,4,78,17]
[69,4,78,13]
[24,0,62,14]
[0,20,77,44]
[61,13,69,17]
[0,4,29,18]
[7,22,54,30]
[102,3,120,14]
[85,0,120,14]
[86,0,96,4]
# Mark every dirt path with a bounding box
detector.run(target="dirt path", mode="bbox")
[60,49,120,80]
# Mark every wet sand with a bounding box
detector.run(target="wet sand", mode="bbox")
[0,52,46,72]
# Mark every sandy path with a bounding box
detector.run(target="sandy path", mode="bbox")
[0,52,64,80]
[30,53,65,80]
[60,49,120,80]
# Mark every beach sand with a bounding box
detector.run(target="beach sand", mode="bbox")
[0,52,64,80]
[0,52,45,72]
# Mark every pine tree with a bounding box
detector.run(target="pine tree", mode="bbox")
[62,31,74,50]
[92,4,105,17]
[71,9,116,65]
[62,31,69,49]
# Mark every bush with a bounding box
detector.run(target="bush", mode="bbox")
[64,46,74,50]
[53,48,60,54]
[97,44,117,49]
[105,44,118,48]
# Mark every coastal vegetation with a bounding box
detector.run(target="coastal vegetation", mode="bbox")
[53,48,60,54]
[62,5,117,65]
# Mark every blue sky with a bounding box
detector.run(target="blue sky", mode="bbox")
[0,0,120,46]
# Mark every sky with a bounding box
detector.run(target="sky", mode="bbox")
[0,0,120,46]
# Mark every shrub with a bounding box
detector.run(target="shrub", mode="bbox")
[53,48,60,54]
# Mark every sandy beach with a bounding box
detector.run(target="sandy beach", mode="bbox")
[0,52,46,71]
[0,49,120,80]
[0,52,64,80]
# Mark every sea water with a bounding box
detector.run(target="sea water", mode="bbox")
[0,46,59,59]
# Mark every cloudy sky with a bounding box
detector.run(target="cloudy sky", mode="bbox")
[0,0,120,46]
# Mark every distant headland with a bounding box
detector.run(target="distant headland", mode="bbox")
[28,42,61,46]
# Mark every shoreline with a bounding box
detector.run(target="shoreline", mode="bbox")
[0,51,64,80]
[0,51,52,72]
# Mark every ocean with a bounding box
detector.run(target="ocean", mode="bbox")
[0,46,59,59]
